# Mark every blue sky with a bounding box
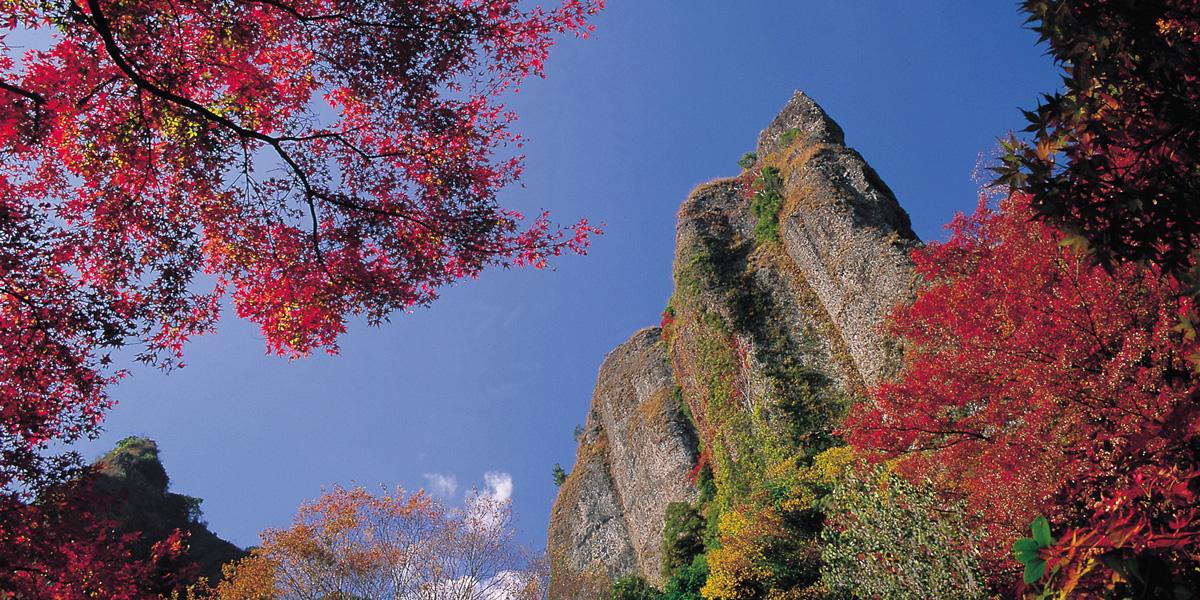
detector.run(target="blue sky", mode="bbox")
[79,1,1061,550]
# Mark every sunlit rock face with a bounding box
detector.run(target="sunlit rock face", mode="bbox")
[548,91,919,598]
[548,327,699,593]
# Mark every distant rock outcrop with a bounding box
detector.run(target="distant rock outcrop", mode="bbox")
[93,437,244,583]
[548,91,919,596]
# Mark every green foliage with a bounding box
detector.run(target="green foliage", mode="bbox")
[114,436,159,462]
[661,502,706,581]
[572,424,585,442]
[675,232,726,304]
[181,495,205,525]
[750,167,784,244]
[778,128,803,148]
[662,554,708,600]
[704,498,722,548]
[737,152,757,170]
[1013,516,1055,586]
[695,464,716,504]
[821,466,990,600]
[609,574,661,600]
[552,463,567,487]
[114,436,144,451]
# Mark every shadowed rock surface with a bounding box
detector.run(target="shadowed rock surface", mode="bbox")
[548,91,918,597]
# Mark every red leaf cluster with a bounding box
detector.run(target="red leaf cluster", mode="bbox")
[845,194,1200,587]
[0,0,601,468]
[0,474,192,599]
[1,0,601,592]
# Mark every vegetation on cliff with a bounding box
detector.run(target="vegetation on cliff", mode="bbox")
[590,2,1200,599]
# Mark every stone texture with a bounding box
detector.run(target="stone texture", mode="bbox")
[546,432,637,584]
[756,90,845,157]
[548,328,698,594]
[766,91,919,385]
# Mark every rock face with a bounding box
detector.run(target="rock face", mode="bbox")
[548,91,918,596]
[547,328,699,593]
[764,91,918,387]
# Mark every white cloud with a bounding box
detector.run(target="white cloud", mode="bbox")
[480,571,533,600]
[423,472,458,498]
[460,471,515,535]
[482,471,513,502]
[415,571,531,600]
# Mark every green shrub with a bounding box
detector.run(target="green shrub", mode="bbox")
[113,436,159,462]
[704,500,721,548]
[181,494,205,525]
[662,554,708,600]
[552,463,567,487]
[695,464,716,504]
[779,128,803,147]
[661,502,706,580]
[751,167,784,244]
[821,466,990,599]
[737,152,757,170]
[609,574,660,600]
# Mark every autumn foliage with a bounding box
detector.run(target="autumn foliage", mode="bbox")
[845,194,1200,595]
[994,0,1200,278]
[1,0,600,595]
[0,0,600,491]
[207,485,544,600]
[0,473,192,598]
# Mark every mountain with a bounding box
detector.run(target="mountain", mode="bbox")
[548,91,919,597]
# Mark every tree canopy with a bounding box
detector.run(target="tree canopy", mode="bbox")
[0,0,598,486]
[995,0,1200,278]
[208,486,543,600]
[0,0,600,593]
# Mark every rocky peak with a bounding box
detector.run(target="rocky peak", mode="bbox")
[756,90,845,157]
[94,437,244,583]
[548,91,918,597]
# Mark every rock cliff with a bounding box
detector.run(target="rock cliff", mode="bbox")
[547,91,918,596]
[547,328,699,593]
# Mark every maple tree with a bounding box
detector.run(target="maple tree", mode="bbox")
[994,0,1200,278]
[0,0,600,489]
[207,485,544,600]
[843,194,1200,594]
[0,472,193,598]
[1,0,600,594]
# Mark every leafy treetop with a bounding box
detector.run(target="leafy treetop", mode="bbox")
[0,0,601,493]
[995,0,1200,278]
